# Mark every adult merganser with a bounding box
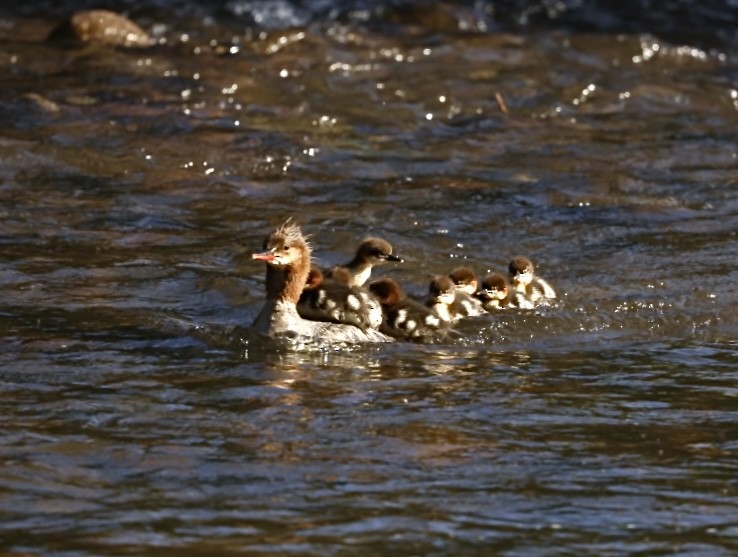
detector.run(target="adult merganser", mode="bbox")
[476,272,514,311]
[447,266,485,317]
[252,221,392,344]
[329,237,403,286]
[508,256,557,307]
[297,266,383,331]
[368,277,448,341]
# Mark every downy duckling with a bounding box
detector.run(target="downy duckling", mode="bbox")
[476,273,514,311]
[508,256,557,308]
[427,275,483,322]
[298,267,383,331]
[369,277,449,342]
[328,237,403,286]
[447,266,484,317]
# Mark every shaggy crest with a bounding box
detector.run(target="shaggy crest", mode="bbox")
[261,219,314,270]
[272,219,310,248]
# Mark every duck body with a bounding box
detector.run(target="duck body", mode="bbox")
[253,299,389,343]
[450,291,485,318]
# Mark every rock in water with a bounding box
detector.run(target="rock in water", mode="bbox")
[48,10,152,48]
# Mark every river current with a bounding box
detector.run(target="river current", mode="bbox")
[1,1,738,555]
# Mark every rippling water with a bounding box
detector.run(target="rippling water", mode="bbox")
[2,1,738,554]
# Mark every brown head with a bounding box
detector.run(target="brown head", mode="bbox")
[428,275,456,305]
[509,256,535,286]
[352,238,403,266]
[368,278,406,307]
[327,266,353,285]
[479,273,509,301]
[304,267,324,290]
[448,266,478,294]
[252,220,311,302]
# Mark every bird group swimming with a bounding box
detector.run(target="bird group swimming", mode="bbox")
[251,220,556,344]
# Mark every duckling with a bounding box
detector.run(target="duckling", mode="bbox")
[427,275,484,322]
[448,266,479,295]
[369,278,449,342]
[328,237,403,286]
[447,266,485,317]
[508,256,557,307]
[425,275,457,323]
[297,267,382,331]
[476,273,514,311]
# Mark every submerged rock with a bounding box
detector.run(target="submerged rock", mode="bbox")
[48,9,152,48]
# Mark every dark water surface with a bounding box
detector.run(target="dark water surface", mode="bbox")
[2,1,738,555]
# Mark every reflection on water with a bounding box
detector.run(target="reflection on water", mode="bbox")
[1,1,738,555]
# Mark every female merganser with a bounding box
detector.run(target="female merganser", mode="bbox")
[508,256,557,307]
[369,277,448,341]
[329,237,403,286]
[476,272,514,311]
[252,221,392,344]
[447,266,485,317]
[298,266,383,331]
